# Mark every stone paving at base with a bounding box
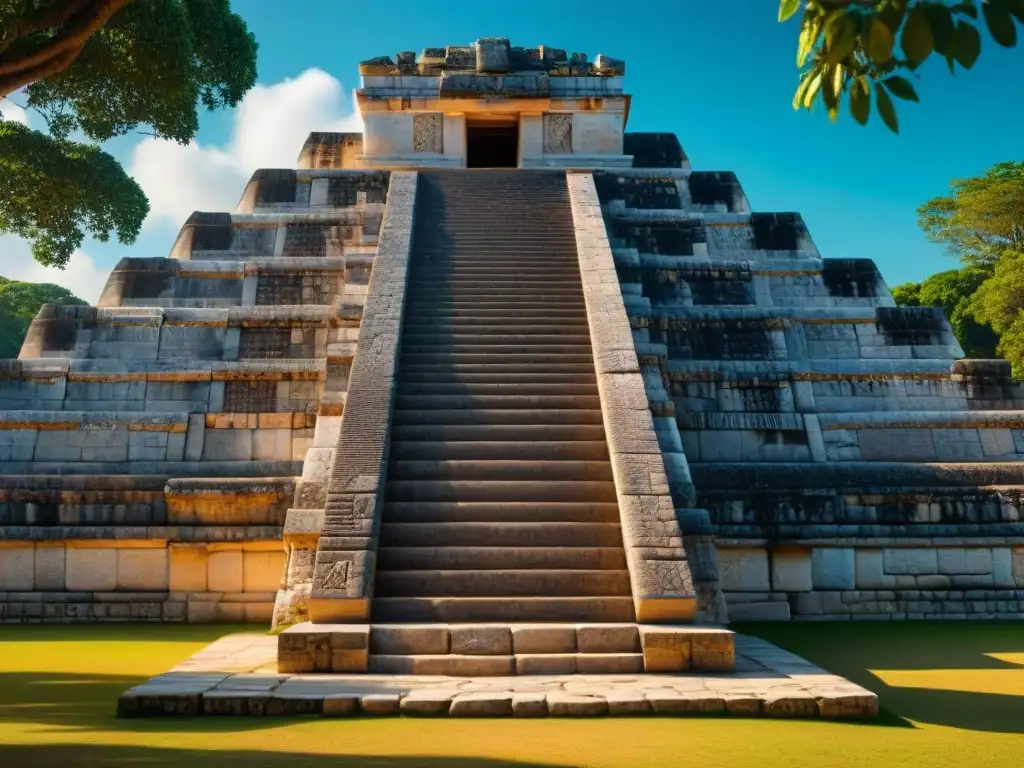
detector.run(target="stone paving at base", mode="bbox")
[117,633,878,719]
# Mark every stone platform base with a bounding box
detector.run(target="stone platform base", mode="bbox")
[278,622,735,675]
[117,632,878,719]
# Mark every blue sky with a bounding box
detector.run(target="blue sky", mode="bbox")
[2,0,1022,300]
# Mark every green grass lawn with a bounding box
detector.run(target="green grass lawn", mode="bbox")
[0,621,1021,768]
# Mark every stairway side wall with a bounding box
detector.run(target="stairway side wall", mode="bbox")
[303,171,419,624]
[567,172,717,623]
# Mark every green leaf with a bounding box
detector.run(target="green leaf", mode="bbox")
[925,3,957,55]
[850,79,871,125]
[822,64,844,121]
[779,0,802,22]
[875,82,899,133]
[793,73,813,110]
[868,17,896,62]
[953,21,982,68]
[883,75,920,102]
[954,2,979,19]
[983,1,1019,47]
[1008,0,1024,23]
[797,15,824,66]
[902,5,935,67]
[824,13,858,63]
[800,68,825,109]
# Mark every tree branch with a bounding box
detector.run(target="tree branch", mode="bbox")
[0,0,95,55]
[0,0,135,79]
[0,44,85,100]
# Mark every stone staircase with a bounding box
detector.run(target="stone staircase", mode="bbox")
[374,170,637,631]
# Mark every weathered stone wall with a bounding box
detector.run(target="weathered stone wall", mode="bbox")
[0,477,290,622]
[0,169,396,622]
[596,162,1024,622]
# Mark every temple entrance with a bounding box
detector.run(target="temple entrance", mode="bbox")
[466,122,518,168]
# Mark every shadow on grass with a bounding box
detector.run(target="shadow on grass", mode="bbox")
[0,623,258,644]
[738,620,1024,734]
[0,744,558,768]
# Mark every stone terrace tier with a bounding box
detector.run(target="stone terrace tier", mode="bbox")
[0,165,397,625]
[594,166,1024,621]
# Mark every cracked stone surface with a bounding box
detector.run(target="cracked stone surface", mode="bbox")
[116,632,878,719]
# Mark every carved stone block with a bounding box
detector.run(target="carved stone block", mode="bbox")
[543,114,572,154]
[413,114,443,154]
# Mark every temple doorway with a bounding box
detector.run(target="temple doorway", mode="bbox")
[466,122,518,168]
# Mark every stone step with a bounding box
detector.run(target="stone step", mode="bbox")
[365,653,644,676]
[381,500,620,523]
[414,250,579,257]
[422,218,574,224]
[414,270,580,278]
[415,247,579,254]
[417,258,580,267]
[398,371,596,384]
[407,289,584,300]
[390,423,607,441]
[403,307,587,318]
[401,335,594,347]
[396,382,598,395]
[420,192,570,199]
[379,520,622,546]
[371,596,636,623]
[366,623,642,656]
[416,237,577,244]
[389,441,607,461]
[390,408,604,425]
[411,281,584,291]
[400,346,593,359]
[398,365,599,377]
[384,480,618,504]
[418,266,582,276]
[398,353,594,366]
[374,569,632,597]
[388,460,613,482]
[394,394,600,410]
[400,324,592,336]
[404,302,587,313]
[377,545,627,570]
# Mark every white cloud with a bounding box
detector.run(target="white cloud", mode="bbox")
[1,97,29,126]
[130,68,363,230]
[0,235,108,305]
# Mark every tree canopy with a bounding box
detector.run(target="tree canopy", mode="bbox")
[917,160,1024,265]
[0,276,86,357]
[893,159,1024,374]
[779,1,1024,132]
[0,0,257,267]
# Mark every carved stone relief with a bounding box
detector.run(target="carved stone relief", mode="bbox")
[543,113,572,154]
[413,113,444,153]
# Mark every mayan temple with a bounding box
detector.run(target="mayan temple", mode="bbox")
[2,38,1023,683]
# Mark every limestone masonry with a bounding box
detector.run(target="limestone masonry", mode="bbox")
[2,38,1023,656]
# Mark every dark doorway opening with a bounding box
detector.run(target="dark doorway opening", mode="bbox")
[466,123,518,168]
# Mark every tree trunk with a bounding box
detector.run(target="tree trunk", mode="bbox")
[0,0,135,99]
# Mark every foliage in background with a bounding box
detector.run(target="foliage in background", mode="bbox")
[917,161,1024,264]
[0,1,257,268]
[892,265,1000,357]
[969,249,1024,375]
[893,160,1024,373]
[0,276,86,357]
[779,0,1024,132]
